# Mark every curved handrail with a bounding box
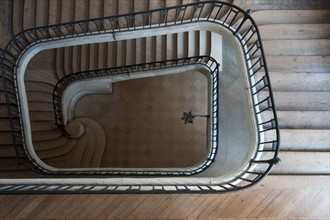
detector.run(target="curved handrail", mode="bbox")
[51,55,219,176]
[0,1,280,192]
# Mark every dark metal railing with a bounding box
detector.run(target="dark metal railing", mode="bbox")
[51,56,219,176]
[0,1,279,193]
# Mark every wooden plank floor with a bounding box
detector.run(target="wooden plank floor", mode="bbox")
[0,176,329,219]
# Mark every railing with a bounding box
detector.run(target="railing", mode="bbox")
[51,55,219,176]
[0,1,280,193]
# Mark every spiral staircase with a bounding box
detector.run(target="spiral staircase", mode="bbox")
[0,0,329,196]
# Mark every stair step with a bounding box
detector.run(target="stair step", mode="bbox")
[199,30,211,57]
[48,0,61,25]
[0,0,12,39]
[270,152,330,175]
[0,117,20,131]
[26,91,53,103]
[146,36,156,63]
[177,32,188,59]
[33,135,69,151]
[12,0,23,35]
[0,105,9,118]
[268,111,330,129]
[80,44,90,71]
[25,81,55,93]
[37,138,77,159]
[98,43,108,69]
[268,72,330,92]
[252,10,330,25]
[0,146,17,157]
[22,0,36,30]
[126,39,137,66]
[279,129,330,152]
[24,69,58,85]
[89,44,99,70]
[80,127,96,167]
[66,133,88,168]
[32,129,62,142]
[35,0,49,27]
[88,0,103,19]
[0,158,27,171]
[188,31,199,57]
[72,45,82,73]
[155,35,166,62]
[28,102,53,112]
[29,111,55,121]
[135,38,146,64]
[0,132,16,145]
[259,24,330,40]
[64,46,73,75]
[60,0,75,23]
[266,56,330,73]
[74,0,89,21]
[166,34,176,60]
[233,0,330,10]
[78,118,106,167]
[270,91,330,111]
[263,40,330,56]
[31,121,56,132]
[106,41,117,67]
[54,48,64,80]
[103,0,118,17]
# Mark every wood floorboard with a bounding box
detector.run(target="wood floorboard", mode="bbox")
[12,196,45,219]
[127,194,168,219]
[157,194,190,218]
[22,195,60,219]
[109,195,149,219]
[0,179,329,219]
[84,195,120,219]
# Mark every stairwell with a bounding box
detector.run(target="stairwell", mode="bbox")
[0,0,329,181]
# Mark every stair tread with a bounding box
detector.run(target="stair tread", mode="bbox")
[266,55,330,72]
[24,69,58,85]
[263,39,330,56]
[270,151,330,175]
[88,0,104,19]
[29,111,55,121]
[0,158,28,171]
[48,0,61,25]
[267,129,330,151]
[12,0,23,35]
[252,10,330,25]
[37,138,77,159]
[60,0,75,23]
[74,0,89,21]
[30,121,57,132]
[28,101,53,112]
[26,91,53,103]
[233,0,330,10]
[25,81,55,93]
[22,0,36,30]
[270,91,330,111]
[266,111,330,129]
[33,135,68,151]
[259,24,330,40]
[32,129,62,142]
[0,145,17,157]
[35,0,49,27]
[80,127,96,167]
[268,72,330,92]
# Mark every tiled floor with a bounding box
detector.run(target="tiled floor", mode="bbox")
[75,68,211,168]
